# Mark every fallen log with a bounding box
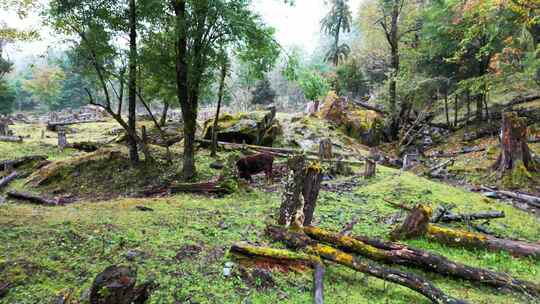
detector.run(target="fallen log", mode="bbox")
[0,136,23,143]
[265,225,467,304]
[351,98,388,115]
[66,142,103,152]
[481,186,540,208]
[195,139,361,159]
[392,205,540,259]
[438,211,505,223]
[425,158,454,177]
[169,181,234,195]
[1,155,48,171]
[303,226,540,297]
[0,171,18,189]
[0,282,13,299]
[430,147,486,158]
[6,191,59,206]
[46,119,105,131]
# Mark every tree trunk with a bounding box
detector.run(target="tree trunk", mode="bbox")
[278,155,306,227]
[444,90,450,127]
[182,106,197,180]
[476,94,484,122]
[454,94,458,127]
[211,58,228,158]
[173,0,194,180]
[466,91,471,125]
[302,162,323,226]
[160,102,169,127]
[318,139,333,160]
[127,0,139,165]
[57,129,67,151]
[304,226,540,297]
[492,112,537,186]
[313,263,324,304]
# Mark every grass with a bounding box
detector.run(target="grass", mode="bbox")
[1,121,540,304]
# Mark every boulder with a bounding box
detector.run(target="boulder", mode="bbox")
[319,91,384,146]
[202,108,282,146]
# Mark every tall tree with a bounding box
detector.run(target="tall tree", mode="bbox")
[211,53,230,157]
[168,0,280,180]
[376,0,418,138]
[48,0,149,165]
[321,0,353,66]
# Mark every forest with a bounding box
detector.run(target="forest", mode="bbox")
[0,0,539,303]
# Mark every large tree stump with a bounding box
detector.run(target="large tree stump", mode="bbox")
[302,162,323,226]
[58,129,67,151]
[318,139,333,160]
[364,159,376,179]
[278,155,306,227]
[492,112,537,186]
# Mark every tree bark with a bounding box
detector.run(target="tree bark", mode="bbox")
[492,112,537,185]
[303,226,540,297]
[364,159,376,179]
[265,226,467,304]
[278,155,306,227]
[127,0,139,165]
[454,94,458,127]
[313,262,324,304]
[302,162,323,226]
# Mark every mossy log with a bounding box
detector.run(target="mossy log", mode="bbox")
[304,226,540,297]
[393,205,540,259]
[6,191,60,206]
[1,155,48,171]
[265,225,467,304]
[492,112,538,187]
[0,136,23,143]
[46,119,105,132]
[67,142,103,152]
[0,171,18,189]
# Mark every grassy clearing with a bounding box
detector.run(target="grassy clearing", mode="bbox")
[1,164,539,303]
[1,120,539,304]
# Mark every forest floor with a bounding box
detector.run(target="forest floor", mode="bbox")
[0,117,539,304]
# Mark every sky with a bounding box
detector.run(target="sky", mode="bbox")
[1,0,363,63]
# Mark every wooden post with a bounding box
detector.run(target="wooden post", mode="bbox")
[302,162,323,226]
[318,139,333,160]
[57,129,67,151]
[492,112,537,185]
[364,159,376,179]
[278,154,306,228]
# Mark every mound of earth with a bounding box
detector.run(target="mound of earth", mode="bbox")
[27,149,168,201]
[202,108,282,146]
[319,91,384,146]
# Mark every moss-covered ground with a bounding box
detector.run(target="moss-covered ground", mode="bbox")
[1,120,539,304]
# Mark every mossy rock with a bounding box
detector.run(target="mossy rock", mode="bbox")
[202,109,282,146]
[318,91,384,146]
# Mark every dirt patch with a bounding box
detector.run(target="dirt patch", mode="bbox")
[176,244,203,261]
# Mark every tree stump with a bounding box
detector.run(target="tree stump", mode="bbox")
[57,129,67,151]
[390,205,432,240]
[492,112,537,187]
[302,162,323,226]
[0,121,8,137]
[364,159,376,179]
[318,139,333,160]
[90,265,153,304]
[278,155,306,228]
